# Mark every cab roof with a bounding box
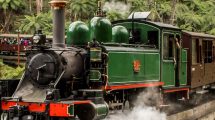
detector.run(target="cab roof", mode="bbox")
[183,31,215,39]
[112,19,180,31]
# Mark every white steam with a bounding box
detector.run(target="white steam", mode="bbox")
[106,107,166,120]
[103,0,131,15]
[106,88,167,120]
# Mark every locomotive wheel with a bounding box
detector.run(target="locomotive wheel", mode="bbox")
[75,104,95,120]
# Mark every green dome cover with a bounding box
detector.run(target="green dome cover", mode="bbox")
[66,21,90,45]
[90,17,112,43]
[112,26,129,43]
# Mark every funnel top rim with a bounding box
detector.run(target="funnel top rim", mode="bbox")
[49,0,68,4]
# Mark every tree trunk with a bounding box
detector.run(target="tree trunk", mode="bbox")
[41,0,43,11]
[2,10,12,33]
[36,0,43,14]
[148,0,153,9]
[170,0,178,25]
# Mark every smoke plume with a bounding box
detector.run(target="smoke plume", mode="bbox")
[106,88,167,120]
[103,0,131,16]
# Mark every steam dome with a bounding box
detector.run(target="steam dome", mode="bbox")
[90,17,112,43]
[112,25,129,43]
[66,21,90,45]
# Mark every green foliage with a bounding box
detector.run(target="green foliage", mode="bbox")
[102,0,130,22]
[106,10,124,21]
[0,60,25,79]
[1,0,215,36]
[69,0,97,21]
[128,0,148,12]
[0,0,22,10]
[175,0,215,34]
[158,1,171,22]
[0,0,25,33]
[18,12,52,35]
[209,28,215,35]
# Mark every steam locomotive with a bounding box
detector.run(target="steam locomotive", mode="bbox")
[2,0,215,120]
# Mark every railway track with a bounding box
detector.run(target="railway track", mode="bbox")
[106,92,215,120]
[167,99,215,120]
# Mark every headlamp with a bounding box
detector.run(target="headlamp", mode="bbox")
[33,35,40,44]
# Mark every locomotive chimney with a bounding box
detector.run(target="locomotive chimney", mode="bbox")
[49,0,67,48]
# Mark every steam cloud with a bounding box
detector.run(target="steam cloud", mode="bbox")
[106,88,167,120]
[103,0,131,16]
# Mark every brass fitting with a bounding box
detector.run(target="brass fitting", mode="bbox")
[49,0,67,8]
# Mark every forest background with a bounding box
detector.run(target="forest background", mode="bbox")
[0,0,215,35]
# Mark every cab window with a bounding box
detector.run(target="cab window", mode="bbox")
[163,33,175,59]
[147,31,158,48]
[203,40,213,63]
